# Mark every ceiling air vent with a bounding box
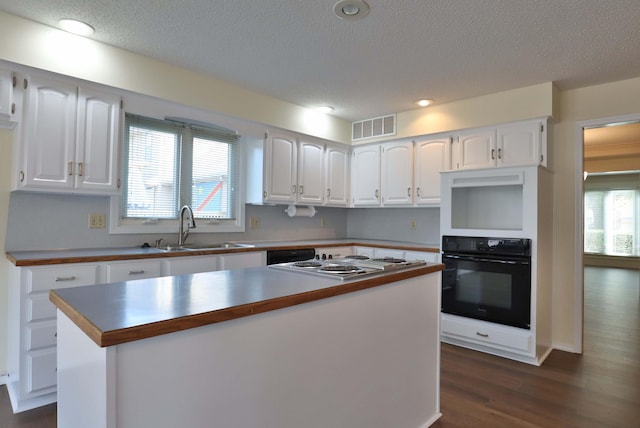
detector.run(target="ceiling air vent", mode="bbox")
[352,114,396,142]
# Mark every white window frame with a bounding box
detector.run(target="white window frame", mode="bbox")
[110,114,245,235]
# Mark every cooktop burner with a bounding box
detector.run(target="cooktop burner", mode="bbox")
[293,261,323,268]
[371,257,406,264]
[344,255,370,260]
[318,264,363,273]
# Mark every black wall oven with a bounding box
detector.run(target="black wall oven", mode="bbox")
[442,235,532,329]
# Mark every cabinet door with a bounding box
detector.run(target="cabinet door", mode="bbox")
[163,256,218,276]
[21,76,77,190]
[414,137,451,205]
[325,145,349,206]
[381,141,413,205]
[75,87,121,193]
[497,121,542,167]
[297,139,324,204]
[218,252,265,270]
[0,68,15,121]
[351,145,381,206]
[104,260,163,283]
[456,129,496,170]
[264,132,297,203]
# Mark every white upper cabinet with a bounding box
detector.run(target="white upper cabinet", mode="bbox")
[325,144,349,206]
[496,120,544,167]
[263,131,297,203]
[262,131,326,204]
[351,144,381,206]
[297,138,325,204]
[16,74,121,194]
[75,87,121,192]
[414,136,451,205]
[454,127,496,170]
[380,140,413,205]
[20,75,78,190]
[0,67,16,122]
[453,119,546,170]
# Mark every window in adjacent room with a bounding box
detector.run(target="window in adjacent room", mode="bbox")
[112,113,243,233]
[584,173,640,256]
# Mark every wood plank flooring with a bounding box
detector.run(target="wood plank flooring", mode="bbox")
[1,266,638,427]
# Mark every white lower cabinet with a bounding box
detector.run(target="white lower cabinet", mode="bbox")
[104,259,163,282]
[441,313,533,356]
[163,255,219,276]
[8,263,100,412]
[218,252,265,270]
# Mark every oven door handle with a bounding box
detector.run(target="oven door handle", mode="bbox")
[443,254,530,265]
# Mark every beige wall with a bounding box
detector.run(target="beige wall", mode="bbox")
[552,76,640,350]
[0,128,12,375]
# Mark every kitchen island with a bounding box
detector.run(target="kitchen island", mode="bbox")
[50,263,443,428]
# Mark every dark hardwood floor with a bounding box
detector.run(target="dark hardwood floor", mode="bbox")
[1,266,638,427]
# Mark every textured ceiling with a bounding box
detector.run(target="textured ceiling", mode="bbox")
[1,1,640,121]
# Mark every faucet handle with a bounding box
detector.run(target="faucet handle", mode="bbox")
[154,238,165,248]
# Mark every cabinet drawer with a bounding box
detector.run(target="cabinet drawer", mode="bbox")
[404,250,440,263]
[27,321,57,350]
[105,260,162,282]
[26,349,57,394]
[441,314,532,354]
[28,264,100,293]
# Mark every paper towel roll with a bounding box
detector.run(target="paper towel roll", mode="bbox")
[285,205,317,217]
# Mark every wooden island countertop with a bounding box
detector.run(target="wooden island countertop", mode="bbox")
[50,263,444,348]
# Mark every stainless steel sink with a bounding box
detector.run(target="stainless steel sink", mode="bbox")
[157,242,254,251]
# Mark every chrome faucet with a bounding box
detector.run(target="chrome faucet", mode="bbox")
[178,205,196,246]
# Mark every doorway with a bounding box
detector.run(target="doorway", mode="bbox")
[576,114,640,352]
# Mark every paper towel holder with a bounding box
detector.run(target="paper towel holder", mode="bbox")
[285,205,317,218]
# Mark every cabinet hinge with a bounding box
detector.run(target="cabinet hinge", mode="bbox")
[11,103,15,115]
[11,75,16,88]
[117,178,121,189]
[23,78,28,90]
[540,124,544,132]
[540,154,544,163]
[264,132,268,140]
[120,99,124,110]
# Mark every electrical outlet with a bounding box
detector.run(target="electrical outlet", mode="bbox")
[89,213,106,229]
[249,216,260,229]
[410,219,417,230]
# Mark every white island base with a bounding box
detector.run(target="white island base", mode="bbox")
[57,274,441,428]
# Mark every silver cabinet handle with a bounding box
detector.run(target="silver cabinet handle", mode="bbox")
[407,187,411,197]
[416,187,421,197]
[375,189,379,199]
[497,148,502,159]
[128,270,145,275]
[55,276,77,282]
[299,185,303,195]
[67,161,74,176]
[476,332,489,338]
[78,162,84,177]
[490,149,496,160]
[326,188,331,197]
[292,185,297,195]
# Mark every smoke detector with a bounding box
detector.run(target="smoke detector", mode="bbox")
[333,0,370,21]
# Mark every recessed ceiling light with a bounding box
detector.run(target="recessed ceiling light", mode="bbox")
[58,19,95,36]
[415,99,434,107]
[315,106,334,114]
[333,0,370,21]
